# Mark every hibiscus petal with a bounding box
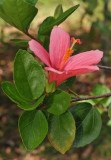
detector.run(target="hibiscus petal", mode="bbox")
[45,67,64,74]
[49,26,71,69]
[64,50,103,70]
[49,66,99,86]
[66,65,99,75]
[29,39,51,66]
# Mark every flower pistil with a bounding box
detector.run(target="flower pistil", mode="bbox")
[60,37,82,70]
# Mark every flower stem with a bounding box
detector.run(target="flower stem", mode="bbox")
[68,88,80,98]
[23,30,43,45]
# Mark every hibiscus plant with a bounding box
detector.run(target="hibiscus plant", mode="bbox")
[0,0,111,154]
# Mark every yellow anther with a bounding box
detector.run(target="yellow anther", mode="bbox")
[60,48,74,70]
[59,37,82,71]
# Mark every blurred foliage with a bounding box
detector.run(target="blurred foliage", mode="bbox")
[0,0,111,61]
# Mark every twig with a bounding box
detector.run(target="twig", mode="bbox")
[92,97,106,107]
[71,93,111,103]
[23,30,43,45]
[98,65,111,70]
[23,31,37,40]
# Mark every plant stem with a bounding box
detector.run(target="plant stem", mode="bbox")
[68,88,80,98]
[71,93,111,103]
[23,30,36,40]
[97,65,111,70]
[92,97,106,107]
[23,30,43,44]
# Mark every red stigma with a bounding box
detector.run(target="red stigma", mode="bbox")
[71,37,75,42]
[77,39,82,44]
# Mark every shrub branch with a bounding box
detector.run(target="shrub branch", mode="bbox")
[71,93,111,103]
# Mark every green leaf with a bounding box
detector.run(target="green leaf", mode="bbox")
[46,90,71,115]
[93,84,111,95]
[70,103,102,147]
[18,95,45,110]
[60,76,76,89]
[24,0,38,5]
[77,95,95,105]
[38,4,80,35]
[19,110,48,150]
[108,105,111,120]
[48,111,76,154]
[93,84,111,107]
[1,81,45,110]
[38,16,55,35]
[1,81,27,104]
[43,35,50,52]
[54,4,63,19]
[0,0,38,31]
[46,80,56,93]
[14,49,45,101]
[11,39,28,47]
[38,34,50,51]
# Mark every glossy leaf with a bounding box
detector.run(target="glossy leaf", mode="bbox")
[1,81,45,110]
[18,95,45,110]
[11,39,28,47]
[14,50,45,101]
[0,0,37,31]
[19,110,48,150]
[70,103,102,147]
[48,111,76,154]
[1,81,27,104]
[38,16,55,35]
[46,90,71,115]
[38,4,79,35]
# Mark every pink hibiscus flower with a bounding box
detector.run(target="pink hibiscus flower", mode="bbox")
[29,26,103,86]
